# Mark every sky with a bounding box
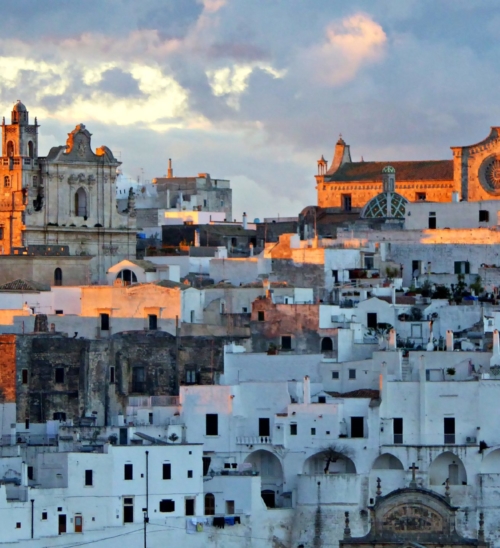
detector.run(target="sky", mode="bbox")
[1,0,500,220]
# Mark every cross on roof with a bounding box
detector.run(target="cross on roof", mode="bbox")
[409,462,419,487]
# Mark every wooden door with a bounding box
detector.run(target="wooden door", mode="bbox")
[75,515,83,533]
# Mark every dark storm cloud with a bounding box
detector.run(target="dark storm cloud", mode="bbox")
[96,68,144,98]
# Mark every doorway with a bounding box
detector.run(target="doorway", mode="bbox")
[261,490,276,508]
[58,514,67,535]
[119,428,128,445]
[123,497,134,523]
[74,515,83,533]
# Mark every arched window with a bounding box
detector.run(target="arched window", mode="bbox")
[28,141,34,158]
[204,493,215,515]
[321,337,333,352]
[116,269,138,285]
[75,187,87,217]
[4,176,10,188]
[6,141,14,157]
[54,268,62,286]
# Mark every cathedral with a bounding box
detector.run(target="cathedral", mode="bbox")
[316,128,500,212]
[0,101,136,283]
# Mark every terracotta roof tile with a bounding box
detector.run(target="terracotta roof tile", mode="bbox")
[326,160,453,182]
[0,279,50,292]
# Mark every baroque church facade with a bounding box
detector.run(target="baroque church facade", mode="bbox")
[0,101,136,283]
[316,128,500,211]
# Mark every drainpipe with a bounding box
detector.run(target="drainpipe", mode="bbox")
[31,499,34,539]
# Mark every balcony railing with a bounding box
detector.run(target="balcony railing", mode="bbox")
[236,436,273,445]
[128,396,179,407]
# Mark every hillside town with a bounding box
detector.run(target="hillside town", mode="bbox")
[0,99,498,547]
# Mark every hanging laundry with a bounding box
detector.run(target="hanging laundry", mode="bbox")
[213,516,225,529]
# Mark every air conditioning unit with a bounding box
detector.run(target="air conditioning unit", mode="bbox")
[466,436,477,444]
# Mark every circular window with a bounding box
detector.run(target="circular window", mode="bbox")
[479,155,500,194]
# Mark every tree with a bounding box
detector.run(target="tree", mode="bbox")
[321,444,352,474]
[367,323,393,350]
[470,275,484,297]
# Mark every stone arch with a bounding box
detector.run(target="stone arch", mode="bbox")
[303,450,356,475]
[481,448,500,473]
[28,141,34,158]
[6,141,14,157]
[75,187,88,217]
[54,268,62,287]
[321,337,333,352]
[429,451,467,485]
[244,450,283,507]
[372,453,404,470]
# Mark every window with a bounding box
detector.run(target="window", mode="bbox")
[394,418,403,444]
[132,367,145,393]
[55,368,64,384]
[159,499,175,513]
[318,396,326,404]
[28,466,33,480]
[33,175,38,186]
[16,523,21,529]
[348,369,356,380]
[124,464,133,480]
[85,470,93,486]
[149,412,153,424]
[206,414,218,436]
[412,260,422,277]
[203,199,207,207]
[290,423,297,435]
[342,194,352,211]
[311,428,316,435]
[321,338,333,352]
[6,141,14,157]
[332,371,339,379]
[204,493,215,515]
[479,210,490,222]
[4,176,10,188]
[148,314,158,330]
[242,307,248,313]
[21,369,28,384]
[444,417,455,444]
[416,192,426,201]
[163,463,171,480]
[226,500,235,514]
[53,412,66,421]
[116,269,137,285]
[185,498,195,516]
[185,369,196,384]
[54,268,62,287]
[428,213,436,229]
[367,312,378,329]
[454,261,470,274]
[259,418,270,437]
[202,457,211,476]
[351,417,364,438]
[123,497,134,523]
[109,366,115,384]
[75,188,87,217]
[364,255,374,270]
[187,470,193,478]
[0,227,4,240]
[100,313,109,331]
[28,141,34,158]
[258,311,265,322]
[281,335,292,350]
[190,310,194,322]
[220,200,224,207]
[55,310,63,315]
[42,512,47,520]
[25,419,29,429]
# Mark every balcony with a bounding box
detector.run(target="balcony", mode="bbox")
[236,436,273,445]
[128,396,179,407]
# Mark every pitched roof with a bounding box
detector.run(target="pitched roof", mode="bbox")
[127,259,158,272]
[326,160,453,182]
[0,279,50,292]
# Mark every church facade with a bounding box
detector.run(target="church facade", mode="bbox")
[0,101,136,283]
[316,128,500,211]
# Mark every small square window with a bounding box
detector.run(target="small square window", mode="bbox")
[57,507,62,512]
[42,512,47,520]
[159,499,175,513]
[242,307,248,313]
[348,369,356,379]
[479,210,490,222]
[318,396,326,403]
[16,523,21,529]
[311,428,316,435]
[224,463,231,469]
[187,470,193,478]
[281,335,292,350]
[332,371,339,379]
[258,311,265,322]
[290,424,297,435]
[326,431,330,435]
[416,192,426,201]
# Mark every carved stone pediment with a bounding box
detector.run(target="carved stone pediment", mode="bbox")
[382,504,443,533]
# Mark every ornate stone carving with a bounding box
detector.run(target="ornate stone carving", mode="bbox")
[102,244,119,256]
[479,155,500,195]
[382,504,443,533]
[87,174,96,185]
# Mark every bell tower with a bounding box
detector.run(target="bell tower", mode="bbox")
[0,100,40,253]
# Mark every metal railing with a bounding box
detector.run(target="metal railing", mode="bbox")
[128,396,180,407]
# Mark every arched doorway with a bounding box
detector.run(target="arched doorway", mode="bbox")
[372,453,404,470]
[244,450,283,507]
[481,449,500,474]
[321,337,333,352]
[75,187,87,217]
[54,268,62,287]
[429,452,467,485]
[303,450,356,474]
[370,453,406,496]
[6,141,14,157]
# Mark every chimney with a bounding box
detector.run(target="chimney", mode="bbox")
[167,158,173,178]
[494,329,500,355]
[388,329,396,350]
[243,212,248,230]
[446,330,454,352]
[329,135,352,174]
[303,375,311,405]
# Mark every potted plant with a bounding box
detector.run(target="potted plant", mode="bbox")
[267,343,278,355]
[446,367,456,378]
